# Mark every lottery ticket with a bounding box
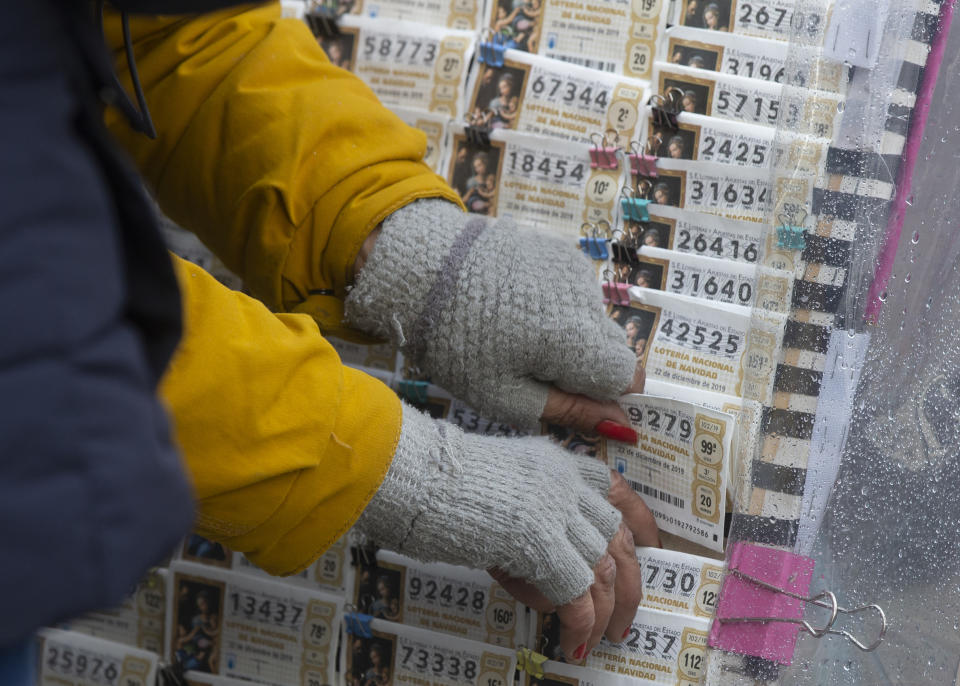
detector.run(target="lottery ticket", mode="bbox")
[176,532,353,596]
[534,606,709,684]
[347,547,527,647]
[602,393,733,550]
[281,1,306,19]
[660,25,848,93]
[631,157,772,223]
[624,245,792,312]
[351,0,486,30]
[166,561,343,686]
[343,617,517,686]
[607,288,784,399]
[644,378,763,498]
[37,628,158,686]
[483,0,669,79]
[59,569,167,654]
[653,62,844,139]
[641,108,774,169]
[391,106,452,173]
[392,377,529,436]
[618,204,765,265]
[521,659,638,685]
[465,50,648,145]
[672,0,830,43]
[319,16,475,118]
[635,546,723,619]
[445,125,621,237]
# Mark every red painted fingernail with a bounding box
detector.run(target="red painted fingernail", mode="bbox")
[595,420,638,444]
[574,643,588,660]
[657,538,664,549]
[621,627,630,639]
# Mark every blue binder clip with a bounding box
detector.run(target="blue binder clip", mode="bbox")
[579,221,610,260]
[478,31,506,67]
[397,379,429,404]
[344,609,374,639]
[775,211,809,250]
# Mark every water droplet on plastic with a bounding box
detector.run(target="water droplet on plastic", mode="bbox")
[837,101,845,113]
[904,272,912,283]
[879,290,888,302]
[906,195,915,206]
[912,230,920,243]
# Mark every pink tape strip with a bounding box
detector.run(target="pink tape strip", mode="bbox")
[864,0,956,322]
[708,542,816,665]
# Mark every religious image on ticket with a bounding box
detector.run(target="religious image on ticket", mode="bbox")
[635,169,685,208]
[659,72,713,115]
[679,0,733,32]
[345,632,396,686]
[467,61,530,130]
[618,218,673,251]
[317,30,357,71]
[489,0,544,52]
[667,39,721,71]
[352,552,405,621]
[608,303,659,365]
[448,135,506,216]
[647,120,698,160]
[171,575,225,674]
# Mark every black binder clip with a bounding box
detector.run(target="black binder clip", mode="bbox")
[648,88,683,131]
[306,2,341,37]
[477,30,507,67]
[610,229,639,264]
[398,379,429,404]
[344,605,374,639]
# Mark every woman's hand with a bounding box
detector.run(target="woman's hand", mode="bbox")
[355,404,644,624]
[491,470,659,661]
[346,199,637,435]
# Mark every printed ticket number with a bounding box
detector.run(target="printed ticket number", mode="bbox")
[37,629,158,686]
[635,546,724,618]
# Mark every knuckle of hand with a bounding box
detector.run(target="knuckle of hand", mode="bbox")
[596,554,617,586]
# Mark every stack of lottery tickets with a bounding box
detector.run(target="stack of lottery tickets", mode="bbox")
[40,1,870,685]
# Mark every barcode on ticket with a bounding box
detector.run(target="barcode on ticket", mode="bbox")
[627,478,686,510]
[554,54,618,73]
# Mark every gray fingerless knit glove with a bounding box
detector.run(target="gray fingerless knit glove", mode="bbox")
[356,403,622,606]
[345,200,636,429]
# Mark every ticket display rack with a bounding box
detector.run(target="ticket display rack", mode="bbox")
[42,0,960,684]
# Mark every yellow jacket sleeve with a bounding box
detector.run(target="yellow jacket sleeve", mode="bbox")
[103,2,461,338]
[162,254,402,575]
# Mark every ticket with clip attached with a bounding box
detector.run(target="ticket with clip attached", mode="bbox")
[602,393,732,550]
[346,546,528,647]
[673,0,830,43]
[535,606,709,684]
[630,156,772,223]
[652,62,844,139]
[466,49,648,145]
[483,0,669,79]
[176,532,353,596]
[660,25,848,93]
[59,569,167,654]
[644,377,763,499]
[445,125,622,237]
[635,546,724,619]
[624,245,793,313]
[350,0,486,30]
[166,561,344,686]
[607,288,784,400]
[640,108,774,170]
[344,617,518,686]
[37,628,159,686]
[318,16,475,118]
[391,106,452,173]
[617,204,764,265]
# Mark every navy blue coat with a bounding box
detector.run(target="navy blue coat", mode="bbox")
[0,0,249,644]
